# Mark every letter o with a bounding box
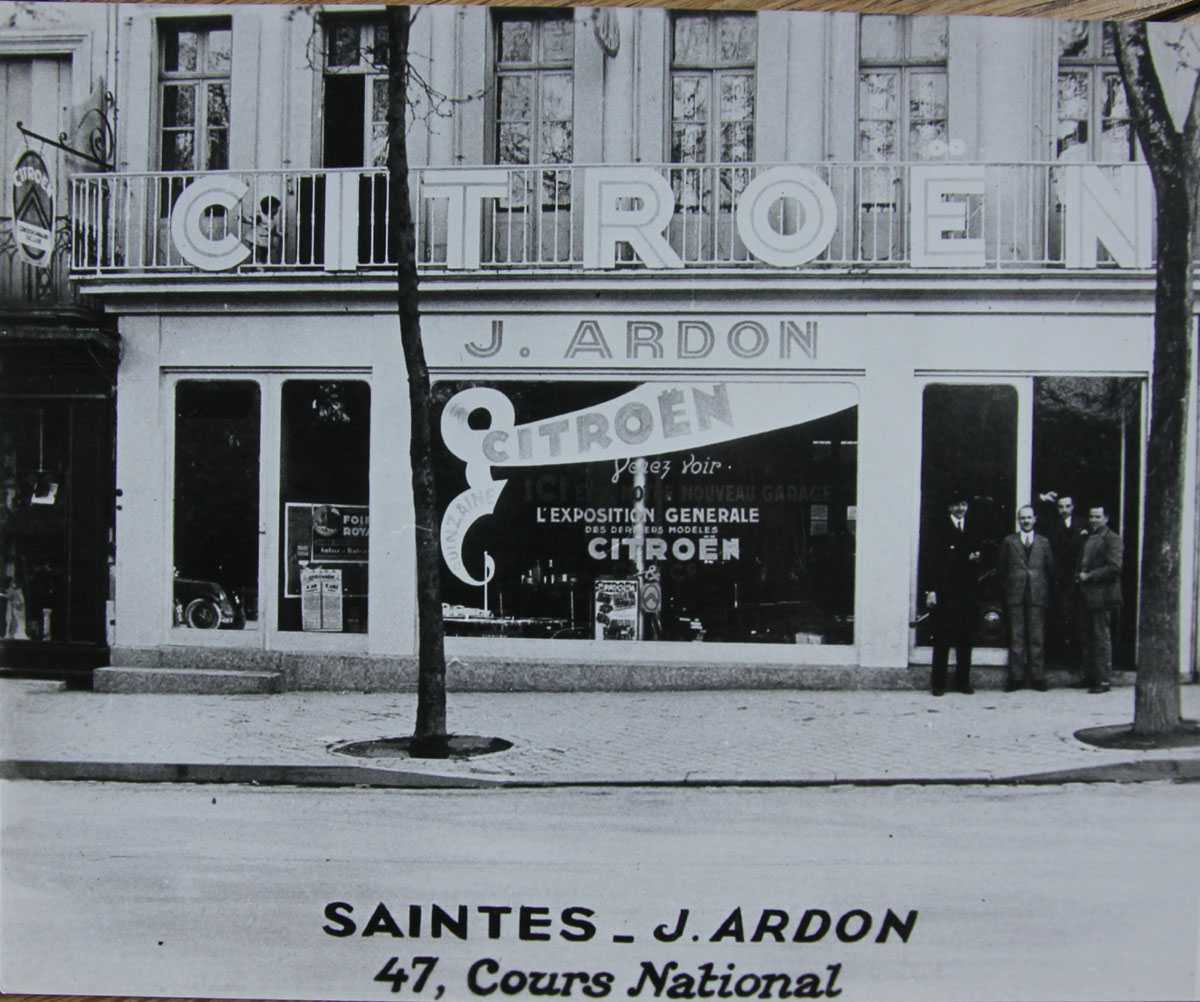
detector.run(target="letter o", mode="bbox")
[727,321,769,359]
[735,975,762,997]
[614,402,654,445]
[500,970,528,995]
[735,167,838,267]
[836,909,873,943]
[672,537,696,560]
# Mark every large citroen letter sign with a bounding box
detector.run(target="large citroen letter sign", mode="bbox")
[735,167,838,267]
[170,175,252,271]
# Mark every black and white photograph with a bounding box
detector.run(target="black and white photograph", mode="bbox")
[2,0,1200,999]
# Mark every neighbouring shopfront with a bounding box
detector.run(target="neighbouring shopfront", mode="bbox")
[0,331,117,678]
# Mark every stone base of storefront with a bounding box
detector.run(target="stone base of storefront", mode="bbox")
[107,645,1037,693]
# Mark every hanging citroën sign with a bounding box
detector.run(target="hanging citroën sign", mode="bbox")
[12,149,55,269]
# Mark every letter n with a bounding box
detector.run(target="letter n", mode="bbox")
[1060,164,1152,269]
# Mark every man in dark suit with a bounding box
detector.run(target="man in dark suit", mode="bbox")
[1077,505,1123,694]
[1038,491,1090,670]
[924,490,983,696]
[996,505,1055,691]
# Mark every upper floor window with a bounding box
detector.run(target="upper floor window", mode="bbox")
[323,14,389,168]
[857,15,948,165]
[670,13,756,165]
[1056,21,1133,162]
[493,13,574,168]
[159,20,231,171]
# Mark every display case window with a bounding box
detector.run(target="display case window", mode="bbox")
[2,406,68,643]
[432,380,857,645]
[172,381,261,630]
[277,380,371,634]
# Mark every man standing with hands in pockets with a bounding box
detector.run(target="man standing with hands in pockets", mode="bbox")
[996,505,1055,691]
[1077,505,1123,694]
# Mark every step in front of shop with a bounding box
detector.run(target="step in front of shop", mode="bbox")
[94,666,282,694]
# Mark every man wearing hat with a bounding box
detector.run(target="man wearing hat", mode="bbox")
[924,489,984,695]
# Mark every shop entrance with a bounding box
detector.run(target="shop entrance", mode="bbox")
[916,383,1019,653]
[914,377,1144,668]
[1031,376,1142,668]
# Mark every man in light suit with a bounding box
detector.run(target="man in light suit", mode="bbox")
[996,505,1055,691]
[1077,505,1123,694]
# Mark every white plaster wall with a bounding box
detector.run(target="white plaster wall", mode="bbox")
[857,339,918,669]
[113,314,167,649]
[783,12,829,164]
[756,12,791,165]
[632,9,666,163]
[599,8,636,163]
[977,16,1038,161]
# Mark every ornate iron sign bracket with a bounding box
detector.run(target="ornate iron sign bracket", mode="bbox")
[16,92,116,172]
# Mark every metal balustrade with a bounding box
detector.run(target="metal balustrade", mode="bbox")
[67,162,1155,278]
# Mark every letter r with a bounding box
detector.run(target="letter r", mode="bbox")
[583,168,684,269]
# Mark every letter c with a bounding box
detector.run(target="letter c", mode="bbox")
[468,958,500,996]
[170,175,252,271]
[482,430,510,463]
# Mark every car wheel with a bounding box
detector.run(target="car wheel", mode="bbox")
[185,597,222,630]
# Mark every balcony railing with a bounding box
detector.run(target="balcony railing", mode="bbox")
[70,161,1155,279]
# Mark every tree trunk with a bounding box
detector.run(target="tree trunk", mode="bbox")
[1112,22,1188,735]
[387,5,448,753]
[1135,163,1189,734]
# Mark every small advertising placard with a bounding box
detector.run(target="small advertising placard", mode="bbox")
[593,577,639,640]
[285,502,369,598]
[301,566,343,632]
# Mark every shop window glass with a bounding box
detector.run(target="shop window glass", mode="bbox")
[432,380,857,645]
[2,406,67,643]
[173,381,260,631]
[278,380,370,634]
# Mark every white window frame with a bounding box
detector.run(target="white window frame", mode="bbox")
[162,369,372,654]
[156,18,232,172]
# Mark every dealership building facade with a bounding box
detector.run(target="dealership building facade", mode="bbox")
[1,2,1191,688]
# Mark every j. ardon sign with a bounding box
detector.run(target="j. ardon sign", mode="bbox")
[168,164,1153,273]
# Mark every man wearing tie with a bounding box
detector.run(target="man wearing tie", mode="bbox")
[996,505,1056,691]
[924,490,983,696]
[1038,490,1089,670]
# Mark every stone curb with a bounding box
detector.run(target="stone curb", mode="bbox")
[3,757,1197,789]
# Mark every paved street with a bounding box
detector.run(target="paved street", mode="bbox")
[2,780,1197,1002]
